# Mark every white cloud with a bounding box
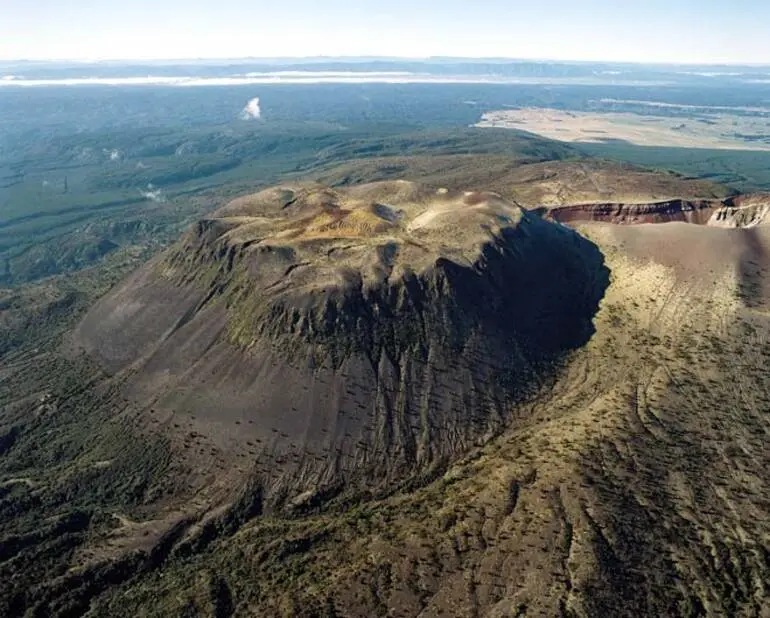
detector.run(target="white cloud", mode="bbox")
[0,73,675,88]
[241,97,262,120]
[139,185,166,203]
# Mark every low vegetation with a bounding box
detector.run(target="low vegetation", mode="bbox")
[3,85,770,615]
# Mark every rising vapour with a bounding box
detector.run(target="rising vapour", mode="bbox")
[241,97,262,120]
[139,184,166,203]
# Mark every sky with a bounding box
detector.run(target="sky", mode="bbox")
[1,0,769,65]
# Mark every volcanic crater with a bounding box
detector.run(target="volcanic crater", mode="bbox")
[74,180,609,510]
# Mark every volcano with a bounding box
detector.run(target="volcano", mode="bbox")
[73,180,608,510]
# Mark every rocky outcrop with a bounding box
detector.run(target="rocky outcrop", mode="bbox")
[548,199,721,225]
[708,194,770,228]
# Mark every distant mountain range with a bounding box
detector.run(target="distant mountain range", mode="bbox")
[1,58,769,85]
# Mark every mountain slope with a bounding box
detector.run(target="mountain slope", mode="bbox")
[71,181,608,515]
[85,211,770,617]
[3,173,770,617]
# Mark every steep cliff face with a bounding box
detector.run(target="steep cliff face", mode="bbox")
[73,181,609,510]
[707,194,770,228]
[548,198,720,225]
[547,194,770,227]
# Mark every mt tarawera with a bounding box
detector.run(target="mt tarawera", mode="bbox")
[2,158,770,617]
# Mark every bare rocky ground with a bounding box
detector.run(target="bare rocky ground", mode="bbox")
[2,164,770,617]
[312,156,730,207]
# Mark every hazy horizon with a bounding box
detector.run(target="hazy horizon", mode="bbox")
[2,56,770,68]
[2,0,769,65]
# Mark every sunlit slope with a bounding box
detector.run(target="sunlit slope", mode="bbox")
[313,156,730,206]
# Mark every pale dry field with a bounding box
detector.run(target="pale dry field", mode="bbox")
[477,107,770,151]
